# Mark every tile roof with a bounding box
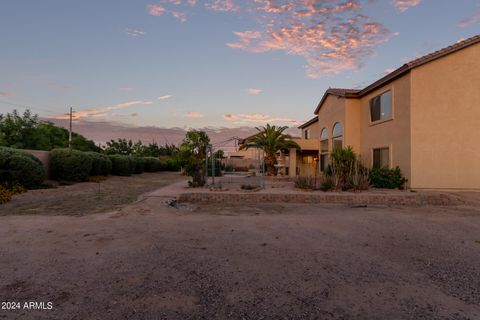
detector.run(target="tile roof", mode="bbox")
[297,116,319,129]
[313,34,480,115]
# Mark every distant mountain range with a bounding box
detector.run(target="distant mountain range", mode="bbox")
[47,118,300,152]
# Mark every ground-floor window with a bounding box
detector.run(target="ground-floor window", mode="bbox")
[373,147,390,168]
[320,154,329,172]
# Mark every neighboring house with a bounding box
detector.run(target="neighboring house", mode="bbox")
[293,34,480,190]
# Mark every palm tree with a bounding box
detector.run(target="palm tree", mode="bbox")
[240,124,300,176]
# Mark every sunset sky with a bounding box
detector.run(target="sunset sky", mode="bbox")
[0,0,479,138]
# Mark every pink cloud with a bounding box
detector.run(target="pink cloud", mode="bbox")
[223,113,300,126]
[227,2,391,78]
[172,11,187,22]
[458,12,480,28]
[126,28,146,37]
[186,111,204,118]
[147,4,166,16]
[50,100,153,120]
[205,0,238,12]
[246,88,263,95]
[0,92,15,97]
[158,95,173,100]
[393,0,421,12]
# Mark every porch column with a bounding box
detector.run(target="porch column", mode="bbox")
[289,148,297,178]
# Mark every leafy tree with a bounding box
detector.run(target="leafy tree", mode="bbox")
[104,139,178,157]
[0,109,100,152]
[240,124,300,175]
[0,109,39,149]
[104,138,134,155]
[178,130,210,187]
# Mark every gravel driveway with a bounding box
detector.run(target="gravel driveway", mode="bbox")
[0,190,479,319]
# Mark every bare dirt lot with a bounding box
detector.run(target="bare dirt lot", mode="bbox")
[0,172,184,216]
[0,176,480,319]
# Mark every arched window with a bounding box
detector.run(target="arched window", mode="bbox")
[320,128,329,172]
[320,128,328,153]
[332,122,343,150]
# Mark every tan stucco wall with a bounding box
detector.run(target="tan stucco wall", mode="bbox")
[317,95,347,151]
[301,119,320,139]
[410,43,480,189]
[358,74,412,184]
[345,99,361,154]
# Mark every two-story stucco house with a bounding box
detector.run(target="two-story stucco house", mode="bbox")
[292,34,480,190]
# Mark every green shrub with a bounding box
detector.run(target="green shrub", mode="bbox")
[86,152,112,176]
[132,156,146,174]
[50,148,92,182]
[109,155,132,176]
[165,158,181,171]
[144,157,164,172]
[0,147,46,189]
[369,166,407,189]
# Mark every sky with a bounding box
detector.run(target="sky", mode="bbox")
[0,0,479,146]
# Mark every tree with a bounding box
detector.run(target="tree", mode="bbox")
[240,124,300,176]
[0,109,99,151]
[104,139,134,155]
[178,130,210,187]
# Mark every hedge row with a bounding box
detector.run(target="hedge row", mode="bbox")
[49,149,178,181]
[0,147,46,189]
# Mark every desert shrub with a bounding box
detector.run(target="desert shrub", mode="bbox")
[349,161,370,191]
[0,147,46,189]
[330,147,357,190]
[0,185,13,204]
[50,148,92,182]
[369,166,407,189]
[224,164,234,172]
[241,184,259,190]
[109,155,132,176]
[88,176,108,183]
[144,157,164,172]
[86,152,112,176]
[319,176,335,192]
[294,176,317,190]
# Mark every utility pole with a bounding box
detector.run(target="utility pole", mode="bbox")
[68,107,73,150]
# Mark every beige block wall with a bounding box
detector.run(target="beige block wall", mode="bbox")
[24,149,51,178]
[410,43,480,189]
[358,74,412,184]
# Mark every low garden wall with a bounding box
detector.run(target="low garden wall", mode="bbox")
[24,149,51,178]
[178,192,463,206]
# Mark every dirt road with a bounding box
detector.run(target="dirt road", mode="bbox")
[0,182,479,319]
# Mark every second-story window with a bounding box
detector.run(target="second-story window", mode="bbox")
[370,90,392,122]
[304,129,310,139]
